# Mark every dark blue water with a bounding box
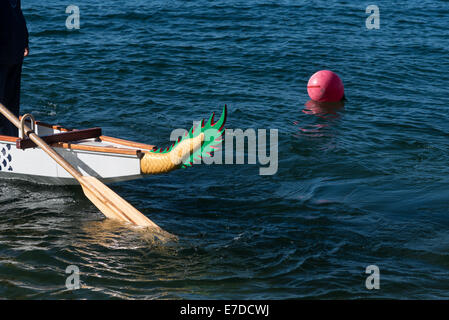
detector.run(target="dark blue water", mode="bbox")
[1,0,449,299]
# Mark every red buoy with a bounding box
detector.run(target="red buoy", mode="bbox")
[307,70,344,102]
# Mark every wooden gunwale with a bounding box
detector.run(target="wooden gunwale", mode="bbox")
[52,142,143,156]
[99,136,155,151]
[0,135,17,142]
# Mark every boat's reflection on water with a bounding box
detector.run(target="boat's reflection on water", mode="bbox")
[293,99,345,140]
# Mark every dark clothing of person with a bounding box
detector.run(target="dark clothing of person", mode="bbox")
[0,0,28,136]
[0,0,28,64]
[0,62,22,136]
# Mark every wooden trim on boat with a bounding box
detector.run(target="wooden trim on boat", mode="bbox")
[100,136,155,151]
[19,117,72,132]
[17,128,102,150]
[36,121,71,132]
[0,135,17,143]
[52,142,141,156]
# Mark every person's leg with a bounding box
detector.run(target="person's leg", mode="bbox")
[2,61,23,137]
[0,64,9,136]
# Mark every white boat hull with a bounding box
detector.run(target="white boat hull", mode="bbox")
[0,142,143,185]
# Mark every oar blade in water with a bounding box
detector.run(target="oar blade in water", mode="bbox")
[80,176,162,230]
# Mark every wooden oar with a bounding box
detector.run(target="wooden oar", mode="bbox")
[0,103,173,237]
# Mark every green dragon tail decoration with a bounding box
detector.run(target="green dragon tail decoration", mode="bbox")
[140,105,227,174]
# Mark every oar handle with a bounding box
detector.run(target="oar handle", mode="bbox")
[0,103,82,179]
